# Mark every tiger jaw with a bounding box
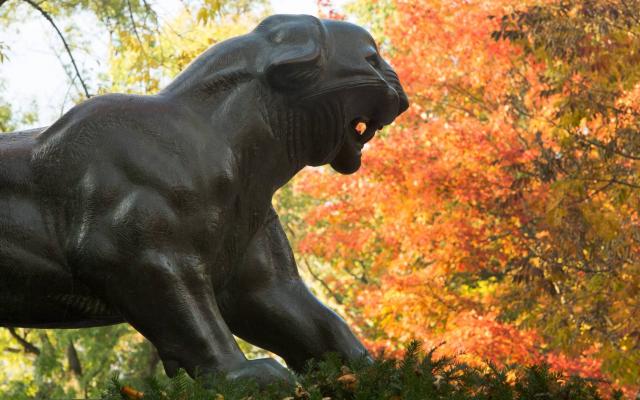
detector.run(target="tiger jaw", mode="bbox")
[326,84,406,174]
[351,117,382,146]
[329,116,383,174]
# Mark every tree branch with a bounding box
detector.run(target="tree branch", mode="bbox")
[300,257,344,304]
[574,134,640,161]
[67,340,83,377]
[3,347,21,353]
[21,0,91,98]
[7,328,40,355]
[126,0,147,56]
[146,342,160,377]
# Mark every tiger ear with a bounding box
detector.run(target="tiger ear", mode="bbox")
[258,15,326,92]
[265,43,323,91]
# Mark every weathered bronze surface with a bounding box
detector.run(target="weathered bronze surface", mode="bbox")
[0,15,408,385]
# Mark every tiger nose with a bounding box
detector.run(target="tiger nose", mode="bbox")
[385,86,409,116]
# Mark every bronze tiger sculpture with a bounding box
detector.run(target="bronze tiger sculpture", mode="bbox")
[0,15,408,385]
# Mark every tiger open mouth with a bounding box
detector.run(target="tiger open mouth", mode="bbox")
[350,117,382,148]
[328,90,401,175]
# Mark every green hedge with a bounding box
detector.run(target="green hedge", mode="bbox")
[101,342,625,400]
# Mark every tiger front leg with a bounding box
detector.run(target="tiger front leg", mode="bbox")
[101,247,293,387]
[221,209,371,372]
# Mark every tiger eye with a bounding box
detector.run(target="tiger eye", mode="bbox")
[355,121,367,135]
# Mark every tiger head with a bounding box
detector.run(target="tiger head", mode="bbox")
[256,15,409,174]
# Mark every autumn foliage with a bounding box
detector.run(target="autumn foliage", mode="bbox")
[1,0,639,397]
[297,0,640,394]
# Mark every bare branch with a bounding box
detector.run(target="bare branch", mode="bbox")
[60,73,77,116]
[574,134,640,161]
[146,342,160,377]
[21,0,91,98]
[300,257,344,305]
[7,328,40,355]
[67,340,83,377]
[126,0,147,56]
[3,347,21,353]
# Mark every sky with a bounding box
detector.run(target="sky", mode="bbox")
[0,0,344,129]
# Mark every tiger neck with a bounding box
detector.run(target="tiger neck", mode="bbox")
[267,97,345,174]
